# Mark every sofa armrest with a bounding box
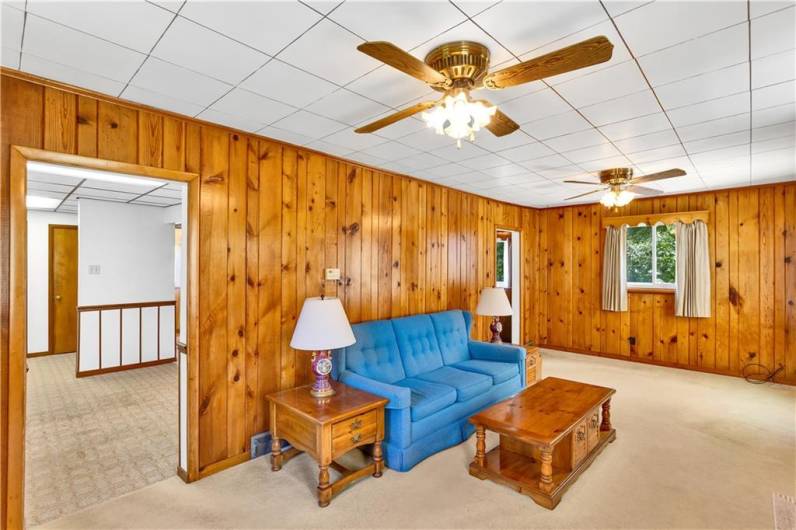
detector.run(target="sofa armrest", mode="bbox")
[468,341,526,363]
[339,370,411,410]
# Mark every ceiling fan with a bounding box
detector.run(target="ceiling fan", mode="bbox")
[354,37,614,146]
[564,168,687,209]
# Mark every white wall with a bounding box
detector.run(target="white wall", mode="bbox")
[26,210,78,353]
[78,199,175,305]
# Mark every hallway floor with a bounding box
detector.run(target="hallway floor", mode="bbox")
[25,353,177,526]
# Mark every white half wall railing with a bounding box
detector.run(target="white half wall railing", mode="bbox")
[77,300,176,377]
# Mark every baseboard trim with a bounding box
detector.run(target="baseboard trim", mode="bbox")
[26,350,53,358]
[76,357,176,378]
[197,452,250,480]
[176,466,190,483]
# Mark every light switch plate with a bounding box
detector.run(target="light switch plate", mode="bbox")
[88,264,101,275]
[325,268,341,281]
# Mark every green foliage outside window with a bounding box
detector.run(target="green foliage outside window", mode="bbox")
[496,240,505,283]
[626,224,676,285]
[655,224,676,283]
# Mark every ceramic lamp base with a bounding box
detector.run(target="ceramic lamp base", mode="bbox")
[310,350,336,398]
[489,317,503,344]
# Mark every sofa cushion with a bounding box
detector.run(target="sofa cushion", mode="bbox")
[453,359,518,385]
[416,366,492,402]
[392,315,445,378]
[394,378,457,421]
[344,320,406,384]
[429,310,470,365]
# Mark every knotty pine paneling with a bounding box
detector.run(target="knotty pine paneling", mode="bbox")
[531,185,796,385]
[0,72,536,488]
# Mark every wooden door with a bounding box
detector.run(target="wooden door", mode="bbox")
[49,225,78,354]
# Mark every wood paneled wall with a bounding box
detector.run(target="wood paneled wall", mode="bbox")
[528,185,796,385]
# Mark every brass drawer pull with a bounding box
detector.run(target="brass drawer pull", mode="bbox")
[591,415,599,428]
[350,418,362,430]
[576,429,586,442]
[351,432,361,444]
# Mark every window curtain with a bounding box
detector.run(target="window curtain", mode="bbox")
[602,225,627,312]
[675,220,711,317]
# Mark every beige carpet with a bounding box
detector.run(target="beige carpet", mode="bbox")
[26,353,177,526]
[37,350,795,530]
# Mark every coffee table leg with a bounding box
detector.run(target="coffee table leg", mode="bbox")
[318,464,331,507]
[539,446,554,493]
[474,425,486,468]
[600,399,612,432]
[373,441,383,478]
[271,437,283,471]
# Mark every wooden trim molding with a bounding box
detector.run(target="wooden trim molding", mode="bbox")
[77,300,176,312]
[602,210,710,228]
[76,357,175,378]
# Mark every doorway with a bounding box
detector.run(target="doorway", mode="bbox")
[495,229,521,344]
[48,225,78,355]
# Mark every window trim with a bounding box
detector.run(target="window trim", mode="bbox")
[495,238,510,288]
[626,222,676,290]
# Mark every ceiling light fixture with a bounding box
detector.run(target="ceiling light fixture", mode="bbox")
[27,161,161,188]
[421,91,497,148]
[599,188,635,208]
[26,195,61,210]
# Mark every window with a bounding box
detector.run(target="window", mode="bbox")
[626,224,676,288]
[495,238,509,288]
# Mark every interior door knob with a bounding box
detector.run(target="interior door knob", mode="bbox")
[55,295,62,300]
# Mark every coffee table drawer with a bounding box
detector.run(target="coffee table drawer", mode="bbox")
[571,419,588,466]
[587,409,600,451]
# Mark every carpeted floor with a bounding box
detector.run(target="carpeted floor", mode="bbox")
[25,353,177,526]
[37,349,795,530]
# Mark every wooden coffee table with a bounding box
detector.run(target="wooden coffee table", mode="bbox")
[469,377,616,509]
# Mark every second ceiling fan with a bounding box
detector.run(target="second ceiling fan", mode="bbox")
[354,36,614,146]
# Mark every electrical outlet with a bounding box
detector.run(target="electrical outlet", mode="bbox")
[88,264,101,275]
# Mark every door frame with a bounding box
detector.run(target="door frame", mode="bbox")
[47,224,78,355]
[495,224,523,344]
[8,146,201,527]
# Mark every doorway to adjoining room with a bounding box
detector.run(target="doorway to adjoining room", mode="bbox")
[495,229,520,344]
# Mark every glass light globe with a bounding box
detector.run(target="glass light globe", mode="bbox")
[615,190,635,206]
[421,92,497,147]
[600,191,617,207]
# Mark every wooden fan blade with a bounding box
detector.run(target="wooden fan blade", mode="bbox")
[626,185,664,197]
[357,42,451,88]
[563,180,603,186]
[565,188,606,201]
[482,36,614,89]
[485,108,519,137]
[630,168,686,184]
[354,101,437,134]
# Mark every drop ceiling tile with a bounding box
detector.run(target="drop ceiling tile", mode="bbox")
[499,89,571,125]
[545,129,607,152]
[179,1,321,56]
[329,2,466,50]
[302,1,343,16]
[26,0,174,53]
[614,129,679,154]
[580,90,660,126]
[2,47,19,69]
[130,57,231,107]
[75,188,138,201]
[602,1,652,17]
[209,88,295,126]
[344,151,389,167]
[473,0,606,56]
[241,59,338,108]
[471,79,547,106]
[396,129,457,151]
[753,80,796,110]
[753,102,796,128]
[121,84,205,117]
[303,139,354,158]
[677,113,749,142]
[615,1,747,57]
[684,130,750,155]
[638,23,748,87]
[751,5,795,59]
[136,196,180,206]
[655,63,749,110]
[668,92,750,127]
[2,4,23,51]
[645,174,705,193]
[399,153,450,171]
[521,154,571,171]
[361,141,421,162]
[27,189,66,200]
[306,89,390,126]
[450,1,500,17]
[432,141,489,162]
[752,133,795,154]
[424,163,471,178]
[627,144,686,164]
[279,19,374,86]
[752,49,796,89]
[752,147,796,180]
[347,66,436,108]
[322,128,389,152]
[21,53,127,96]
[580,155,633,172]
[523,111,593,140]
[359,114,428,140]
[598,112,672,141]
[458,153,512,170]
[412,20,514,66]
[258,126,314,146]
[23,15,145,83]
[270,110,346,139]
[690,144,749,165]
[750,0,793,18]
[150,187,183,198]
[496,142,555,163]
[27,170,82,187]
[27,181,74,194]
[151,17,267,84]
[753,121,796,142]
[564,142,621,163]
[196,108,268,133]
[555,60,648,108]
[472,130,533,152]
[478,163,528,179]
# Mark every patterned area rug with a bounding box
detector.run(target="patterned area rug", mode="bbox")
[25,353,177,526]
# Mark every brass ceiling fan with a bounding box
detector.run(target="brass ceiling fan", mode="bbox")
[354,36,614,146]
[564,168,687,208]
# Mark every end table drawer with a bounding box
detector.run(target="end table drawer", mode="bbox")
[332,410,378,438]
[332,413,378,456]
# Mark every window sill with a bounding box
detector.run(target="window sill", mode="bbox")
[628,286,675,294]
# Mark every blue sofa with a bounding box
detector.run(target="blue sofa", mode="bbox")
[333,310,526,471]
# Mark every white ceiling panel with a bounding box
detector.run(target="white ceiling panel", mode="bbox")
[23,14,145,83]
[302,1,343,16]
[497,142,555,164]
[522,154,571,171]
[753,102,796,128]
[580,155,633,172]
[433,141,489,162]
[751,49,796,89]
[479,163,529,179]
[22,53,127,96]
[344,151,389,168]
[303,139,353,158]
[522,110,593,140]
[627,144,686,164]
[150,17,268,84]
[121,84,205,117]
[329,2,466,50]
[398,152,450,172]
[322,128,389,152]
[750,0,793,18]
[361,141,421,162]
[257,126,313,147]
[668,92,750,128]
[752,121,796,142]
[458,153,512,170]
[684,130,751,155]
[411,20,514,66]
[397,129,459,152]
[602,1,652,18]
[76,188,139,201]
[750,5,795,59]
[196,108,268,133]
[564,142,622,163]
[2,47,19,69]
[270,110,347,138]
[26,0,174,54]
[2,4,24,52]
[470,79,546,106]
[470,129,533,152]
[753,81,796,110]
[241,59,338,108]
[423,163,471,178]
[677,113,749,142]
[655,63,749,110]
[614,129,679,154]
[130,57,231,107]
[555,60,648,108]
[580,90,660,126]
[347,65,436,108]
[179,1,321,56]
[615,1,747,57]
[499,89,571,125]
[306,89,390,126]
[210,88,296,126]
[546,128,608,152]
[598,112,672,141]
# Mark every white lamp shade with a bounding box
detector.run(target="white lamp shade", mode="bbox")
[476,288,512,317]
[290,297,356,351]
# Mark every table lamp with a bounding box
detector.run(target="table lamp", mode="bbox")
[290,296,356,398]
[476,287,513,343]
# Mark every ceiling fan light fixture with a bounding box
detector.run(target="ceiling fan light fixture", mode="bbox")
[600,189,635,208]
[421,91,496,147]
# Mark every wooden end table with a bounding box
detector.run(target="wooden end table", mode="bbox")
[266,382,388,507]
[469,377,615,509]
